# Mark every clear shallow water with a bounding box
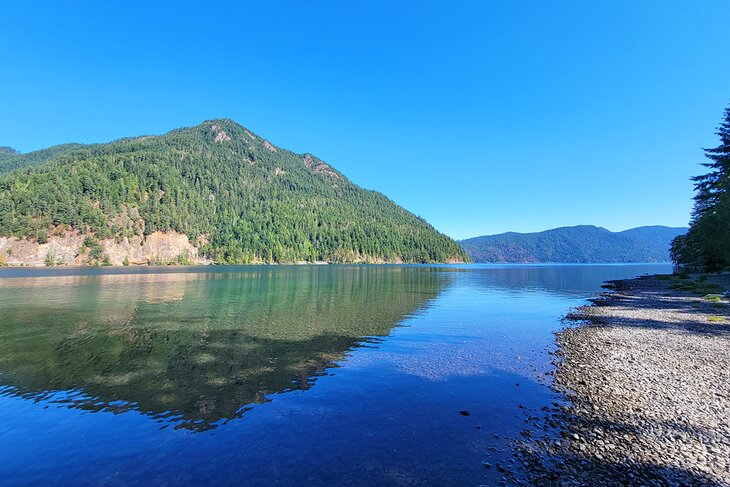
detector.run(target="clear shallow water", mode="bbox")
[0,264,671,486]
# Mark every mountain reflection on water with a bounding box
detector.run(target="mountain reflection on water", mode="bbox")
[0,266,445,431]
[0,264,675,486]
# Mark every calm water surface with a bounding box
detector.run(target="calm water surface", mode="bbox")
[0,264,671,486]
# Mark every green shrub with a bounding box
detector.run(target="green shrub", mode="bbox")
[175,251,193,265]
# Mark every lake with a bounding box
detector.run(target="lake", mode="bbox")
[0,263,671,486]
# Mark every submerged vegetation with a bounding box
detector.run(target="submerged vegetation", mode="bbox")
[671,105,730,270]
[0,120,467,264]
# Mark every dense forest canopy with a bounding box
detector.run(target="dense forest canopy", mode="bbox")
[459,225,686,263]
[0,119,467,264]
[671,106,730,270]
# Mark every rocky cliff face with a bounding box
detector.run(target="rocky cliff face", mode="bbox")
[0,230,208,266]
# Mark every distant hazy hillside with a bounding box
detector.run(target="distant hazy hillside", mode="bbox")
[459,225,687,263]
[0,119,467,265]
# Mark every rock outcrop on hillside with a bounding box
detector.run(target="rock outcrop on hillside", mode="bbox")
[0,230,207,266]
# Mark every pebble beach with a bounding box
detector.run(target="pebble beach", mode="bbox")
[515,275,730,486]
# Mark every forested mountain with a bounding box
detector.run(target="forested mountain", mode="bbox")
[0,119,467,264]
[459,225,686,263]
[0,143,85,175]
[671,106,730,270]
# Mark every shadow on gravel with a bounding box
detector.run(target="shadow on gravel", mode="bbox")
[516,403,726,486]
[565,315,730,339]
[567,302,730,338]
[613,316,729,337]
[517,444,725,486]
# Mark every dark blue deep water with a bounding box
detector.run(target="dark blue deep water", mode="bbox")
[0,264,671,486]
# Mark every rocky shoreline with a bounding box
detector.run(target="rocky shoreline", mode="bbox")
[513,275,730,486]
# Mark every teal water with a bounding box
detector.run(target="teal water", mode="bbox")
[0,264,671,485]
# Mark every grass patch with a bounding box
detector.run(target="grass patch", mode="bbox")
[669,277,722,295]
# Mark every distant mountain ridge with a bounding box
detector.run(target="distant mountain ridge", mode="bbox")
[459,225,687,263]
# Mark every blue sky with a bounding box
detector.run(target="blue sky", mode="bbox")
[1,1,729,239]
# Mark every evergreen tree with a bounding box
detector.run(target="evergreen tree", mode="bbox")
[671,105,730,269]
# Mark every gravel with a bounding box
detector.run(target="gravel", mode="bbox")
[511,275,730,486]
